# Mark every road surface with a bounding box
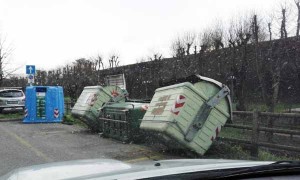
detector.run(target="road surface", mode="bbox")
[0,120,169,176]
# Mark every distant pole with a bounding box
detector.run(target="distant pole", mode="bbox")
[231,78,234,102]
[228,75,235,102]
[142,80,151,99]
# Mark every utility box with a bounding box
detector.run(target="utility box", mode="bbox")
[140,75,232,155]
[23,86,64,123]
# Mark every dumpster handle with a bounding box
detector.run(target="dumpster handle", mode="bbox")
[184,85,230,142]
[129,104,135,109]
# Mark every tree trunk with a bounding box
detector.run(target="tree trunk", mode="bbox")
[296,2,300,39]
[268,23,272,41]
[236,45,247,111]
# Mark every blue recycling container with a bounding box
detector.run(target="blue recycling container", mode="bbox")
[23,86,64,123]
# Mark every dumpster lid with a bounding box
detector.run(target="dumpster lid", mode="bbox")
[159,74,224,87]
[197,75,233,123]
[159,74,202,87]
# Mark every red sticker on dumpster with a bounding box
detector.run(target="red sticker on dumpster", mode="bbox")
[151,95,170,115]
[171,95,186,115]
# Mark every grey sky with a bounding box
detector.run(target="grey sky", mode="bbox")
[0,0,288,75]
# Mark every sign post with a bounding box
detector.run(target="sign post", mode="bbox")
[27,74,35,85]
[26,65,36,86]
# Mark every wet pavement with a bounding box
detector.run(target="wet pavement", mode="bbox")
[0,121,170,176]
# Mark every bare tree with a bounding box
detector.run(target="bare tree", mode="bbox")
[198,29,213,52]
[96,54,104,69]
[253,14,268,109]
[253,13,288,113]
[36,70,47,85]
[170,31,196,57]
[236,17,252,46]
[149,53,162,61]
[108,53,120,68]
[170,37,184,57]
[280,6,288,39]
[211,21,224,50]
[268,22,273,41]
[182,32,196,55]
[92,54,104,70]
[91,54,104,84]
[261,10,274,41]
[225,15,252,110]
[227,20,238,48]
[0,35,13,86]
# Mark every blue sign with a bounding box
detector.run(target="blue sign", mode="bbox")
[28,74,34,80]
[26,65,35,75]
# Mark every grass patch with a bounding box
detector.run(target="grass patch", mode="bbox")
[62,114,87,127]
[64,96,72,102]
[219,127,250,140]
[206,142,251,160]
[207,141,300,161]
[258,150,300,161]
[0,112,23,119]
[62,114,76,125]
[213,127,300,161]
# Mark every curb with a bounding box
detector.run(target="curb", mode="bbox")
[0,118,22,122]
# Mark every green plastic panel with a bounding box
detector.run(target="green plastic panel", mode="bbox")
[101,102,149,142]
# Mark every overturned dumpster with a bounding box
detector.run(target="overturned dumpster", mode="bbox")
[71,86,101,118]
[71,85,126,131]
[140,75,232,155]
[88,85,127,132]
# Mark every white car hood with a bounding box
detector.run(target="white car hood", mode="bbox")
[1,159,273,180]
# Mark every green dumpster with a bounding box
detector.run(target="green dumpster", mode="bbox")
[140,75,232,155]
[88,85,126,131]
[71,85,126,131]
[71,86,102,118]
[100,101,149,143]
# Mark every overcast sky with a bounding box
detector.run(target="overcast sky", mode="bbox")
[0,0,289,75]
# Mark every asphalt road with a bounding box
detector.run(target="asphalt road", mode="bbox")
[0,120,167,176]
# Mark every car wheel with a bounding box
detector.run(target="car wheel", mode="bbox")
[0,108,3,113]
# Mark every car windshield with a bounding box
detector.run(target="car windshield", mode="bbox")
[0,0,300,179]
[0,90,23,98]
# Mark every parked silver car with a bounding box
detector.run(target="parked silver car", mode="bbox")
[0,89,25,113]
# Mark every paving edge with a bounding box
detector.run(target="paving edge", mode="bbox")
[0,118,22,122]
